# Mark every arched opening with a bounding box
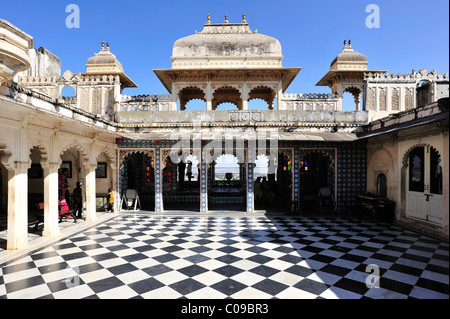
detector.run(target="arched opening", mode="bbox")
[248,86,276,110]
[215,102,238,111]
[403,145,443,224]
[184,99,207,111]
[119,151,155,211]
[212,86,242,110]
[299,149,336,214]
[254,152,292,212]
[61,86,76,97]
[96,152,114,212]
[61,86,76,105]
[178,87,206,111]
[248,98,270,110]
[162,151,200,211]
[208,153,246,211]
[342,87,362,111]
[60,147,83,213]
[416,80,432,107]
[28,146,45,234]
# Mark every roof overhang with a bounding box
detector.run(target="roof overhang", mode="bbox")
[118,130,358,142]
[81,71,138,89]
[316,69,386,87]
[153,67,301,94]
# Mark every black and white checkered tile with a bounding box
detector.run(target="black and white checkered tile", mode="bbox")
[0,214,448,299]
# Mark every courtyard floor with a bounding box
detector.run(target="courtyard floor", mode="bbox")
[0,211,448,300]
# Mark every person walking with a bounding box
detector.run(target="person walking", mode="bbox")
[106,188,115,212]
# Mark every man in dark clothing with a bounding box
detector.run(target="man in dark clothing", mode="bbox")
[178,161,186,191]
[73,182,83,218]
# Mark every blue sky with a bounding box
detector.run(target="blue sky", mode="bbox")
[2,0,449,109]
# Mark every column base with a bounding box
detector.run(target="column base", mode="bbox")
[42,228,61,238]
[85,216,97,222]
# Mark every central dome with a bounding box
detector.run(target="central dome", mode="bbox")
[171,16,283,69]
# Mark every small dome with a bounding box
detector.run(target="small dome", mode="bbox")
[173,31,282,58]
[86,41,123,71]
[330,40,367,68]
[170,17,283,69]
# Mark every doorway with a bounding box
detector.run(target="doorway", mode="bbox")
[406,145,443,224]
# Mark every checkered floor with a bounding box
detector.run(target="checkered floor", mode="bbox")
[0,213,448,299]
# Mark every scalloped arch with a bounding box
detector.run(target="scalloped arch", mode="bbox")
[119,149,154,170]
[401,143,441,167]
[97,147,115,163]
[60,142,89,166]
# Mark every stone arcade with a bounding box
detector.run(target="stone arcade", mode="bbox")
[0,15,448,251]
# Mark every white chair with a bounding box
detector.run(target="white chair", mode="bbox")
[318,187,335,212]
[120,189,141,211]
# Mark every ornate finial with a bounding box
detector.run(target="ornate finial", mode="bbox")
[348,39,351,46]
[101,41,105,50]
[242,13,247,23]
[106,42,110,50]
[343,40,347,47]
[207,13,211,24]
[224,14,229,24]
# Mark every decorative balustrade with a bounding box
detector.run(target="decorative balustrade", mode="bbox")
[364,68,449,82]
[281,93,339,111]
[62,96,77,105]
[19,74,121,85]
[281,93,337,100]
[121,94,171,102]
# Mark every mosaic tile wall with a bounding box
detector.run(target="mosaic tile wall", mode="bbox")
[118,139,367,213]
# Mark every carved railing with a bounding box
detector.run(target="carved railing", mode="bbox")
[364,68,449,82]
[281,93,337,99]
[121,94,171,102]
[281,93,339,111]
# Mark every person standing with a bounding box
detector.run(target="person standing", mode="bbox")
[73,182,83,218]
[178,161,186,191]
[106,188,115,212]
[186,161,193,188]
[58,168,69,202]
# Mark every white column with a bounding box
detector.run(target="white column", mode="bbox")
[337,86,344,111]
[276,83,283,110]
[85,164,97,222]
[206,82,213,111]
[6,162,29,250]
[242,83,248,111]
[42,163,60,237]
[171,83,178,111]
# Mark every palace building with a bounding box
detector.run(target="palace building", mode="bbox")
[0,15,448,251]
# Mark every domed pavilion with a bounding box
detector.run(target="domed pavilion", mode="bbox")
[153,14,301,110]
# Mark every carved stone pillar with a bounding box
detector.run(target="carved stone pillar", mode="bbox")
[242,83,249,111]
[276,83,283,110]
[42,163,60,238]
[171,83,178,111]
[84,164,97,222]
[247,162,254,213]
[206,82,213,111]
[155,147,164,212]
[200,149,208,212]
[7,162,29,250]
